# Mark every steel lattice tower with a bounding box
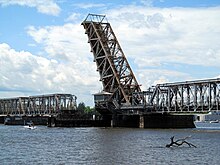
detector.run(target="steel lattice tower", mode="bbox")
[82,14,141,106]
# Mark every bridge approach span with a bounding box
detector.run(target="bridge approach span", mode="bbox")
[131,78,220,114]
[0,93,77,116]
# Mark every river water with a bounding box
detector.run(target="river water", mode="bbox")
[0,123,220,165]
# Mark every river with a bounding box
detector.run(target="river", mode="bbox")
[0,122,220,165]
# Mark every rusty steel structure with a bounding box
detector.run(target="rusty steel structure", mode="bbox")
[82,14,141,107]
[82,14,220,115]
[0,94,77,116]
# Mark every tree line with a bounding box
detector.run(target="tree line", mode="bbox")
[76,102,100,119]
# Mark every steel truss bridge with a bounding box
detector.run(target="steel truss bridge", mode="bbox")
[131,78,220,113]
[0,94,77,116]
[0,14,218,117]
[82,14,220,114]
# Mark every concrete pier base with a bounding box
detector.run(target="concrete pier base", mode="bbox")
[111,114,140,128]
[0,116,4,124]
[141,113,195,128]
[47,115,112,127]
[110,113,195,128]
[1,113,195,128]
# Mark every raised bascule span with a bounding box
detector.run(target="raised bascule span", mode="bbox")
[82,14,220,128]
[81,14,141,114]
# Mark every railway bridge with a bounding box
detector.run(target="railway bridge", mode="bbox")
[1,14,218,128]
[82,14,220,128]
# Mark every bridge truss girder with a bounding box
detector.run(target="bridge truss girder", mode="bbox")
[132,78,220,113]
[82,14,141,105]
[0,94,77,116]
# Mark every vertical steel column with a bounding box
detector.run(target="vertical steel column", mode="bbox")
[167,87,171,112]
[194,85,197,111]
[209,83,212,110]
[174,87,178,111]
[156,87,160,111]
[213,83,217,108]
[199,85,203,111]
[187,86,190,111]
[180,85,184,111]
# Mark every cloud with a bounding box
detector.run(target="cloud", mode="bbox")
[27,23,90,61]
[100,5,220,89]
[27,22,101,89]
[0,43,101,105]
[136,69,191,90]
[140,0,154,7]
[106,6,220,68]
[73,3,106,9]
[0,0,61,16]
[65,13,81,22]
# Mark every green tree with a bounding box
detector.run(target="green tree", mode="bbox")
[77,102,86,112]
[76,102,100,119]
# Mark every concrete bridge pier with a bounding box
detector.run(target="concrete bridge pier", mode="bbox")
[0,116,4,124]
[110,113,195,128]
[111,114,140,128]
[141,113,195,128]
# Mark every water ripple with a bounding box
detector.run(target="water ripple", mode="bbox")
[0,124,220,164]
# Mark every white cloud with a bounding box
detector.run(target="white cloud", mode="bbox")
[27,23,91,61]
[0,43,101,106]
[106,6,220,68]
[73,3,106,9]
[27,23,101,92]
[0,0,61,16]
[136,69,191,90]
[65,13,81,22]
[100,5,220,88]
[140,0,154,7]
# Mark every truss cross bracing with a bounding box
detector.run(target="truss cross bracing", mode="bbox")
[132,78,220,113]
[82,14,141,106]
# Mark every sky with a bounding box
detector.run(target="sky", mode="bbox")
[0,0,220,106]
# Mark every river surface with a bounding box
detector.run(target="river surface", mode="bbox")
[0,122,220,165]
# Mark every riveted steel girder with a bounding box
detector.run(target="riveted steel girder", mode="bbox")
[82,14,141,106]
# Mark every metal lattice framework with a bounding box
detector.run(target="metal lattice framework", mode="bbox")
[82,14,141,105]
[0,94,77,115]
[132,78,220,113]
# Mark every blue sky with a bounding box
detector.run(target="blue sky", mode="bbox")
[1,0,220,106]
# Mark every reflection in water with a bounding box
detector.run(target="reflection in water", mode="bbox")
[0,123,220,164]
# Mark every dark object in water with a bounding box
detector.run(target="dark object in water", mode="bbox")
[166,136,196,148]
